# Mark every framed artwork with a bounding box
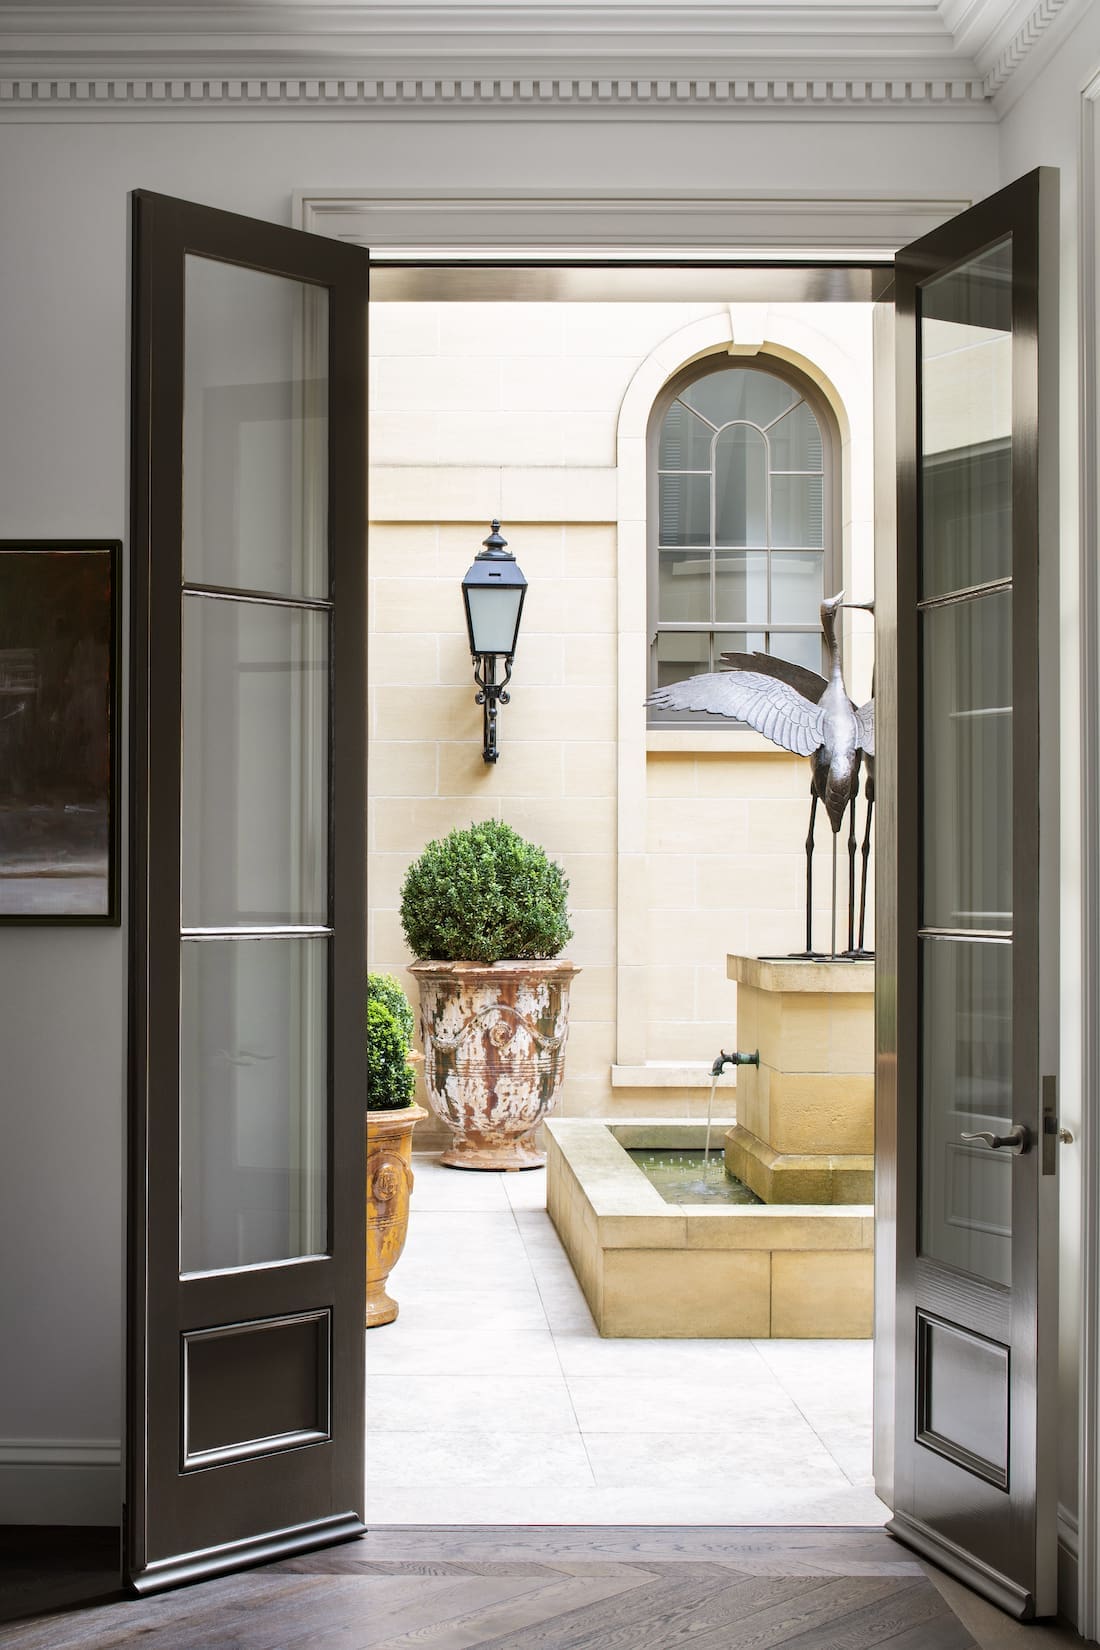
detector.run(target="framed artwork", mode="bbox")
[0,541,120,924]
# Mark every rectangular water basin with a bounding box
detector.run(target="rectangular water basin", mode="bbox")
[546,1118,873,1339]
[626,1148,762,1206]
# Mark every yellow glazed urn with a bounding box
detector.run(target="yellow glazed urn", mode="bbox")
[366,1101,428,1327]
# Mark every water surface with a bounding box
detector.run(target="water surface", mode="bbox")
[628,1148,763,1206]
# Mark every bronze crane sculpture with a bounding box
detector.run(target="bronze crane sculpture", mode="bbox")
[646,592,874,959]
[721,595,875,957]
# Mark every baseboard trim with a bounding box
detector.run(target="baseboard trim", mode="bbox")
[0,1439,121,1526]
[1058,1502,1080,1625]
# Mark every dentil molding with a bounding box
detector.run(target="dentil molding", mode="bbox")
[0,72,993,115]
[0,0,1079,115]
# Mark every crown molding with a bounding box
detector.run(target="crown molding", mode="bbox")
[978,0,1089,104]
[0,73,993,118]
[938,0,1013,55]
[0,0,1080,114]
[0,4,968,54]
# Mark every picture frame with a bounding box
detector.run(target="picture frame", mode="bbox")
[0,540,121,924]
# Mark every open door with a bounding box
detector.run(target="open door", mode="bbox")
[888,169,1060,1616]
[128,191,368,1593]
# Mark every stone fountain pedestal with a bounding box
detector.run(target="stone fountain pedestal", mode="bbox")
[724,954,874,1205]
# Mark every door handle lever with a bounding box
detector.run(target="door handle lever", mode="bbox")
[960,1123,1032,1155]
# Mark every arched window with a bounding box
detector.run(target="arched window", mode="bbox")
[648,357,838,719]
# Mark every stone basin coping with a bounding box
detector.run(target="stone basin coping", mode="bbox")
[726,954,875,993]
[546,1118,873,1252]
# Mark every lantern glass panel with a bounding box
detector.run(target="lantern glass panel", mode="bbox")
[466,584,523,655]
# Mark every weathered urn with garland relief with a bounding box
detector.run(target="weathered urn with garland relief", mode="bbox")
[401,821,577,1171]
[366,973,426,1327]
[410,959,578,1169]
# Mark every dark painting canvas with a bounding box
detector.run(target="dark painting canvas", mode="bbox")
[0,543,118,921]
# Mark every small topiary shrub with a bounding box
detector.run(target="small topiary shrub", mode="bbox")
[367,998,416,1111]
[367,971,415,1046]
[399,819,573,965]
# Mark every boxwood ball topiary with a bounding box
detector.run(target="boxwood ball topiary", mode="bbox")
[399,819,573,965]
[367,970,415,1047]
[367,998,416,1110]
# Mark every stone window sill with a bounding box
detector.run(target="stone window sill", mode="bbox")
[645,729,799,756]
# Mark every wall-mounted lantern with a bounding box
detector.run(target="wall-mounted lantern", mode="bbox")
[461,520,527,764]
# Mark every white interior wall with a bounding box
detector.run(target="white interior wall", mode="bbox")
[0,109,1001,1524]
[997,7,1100,1623]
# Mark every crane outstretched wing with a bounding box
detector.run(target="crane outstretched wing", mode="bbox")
[646,670,826,757]
[856,699,875,756]
[719,650,830,706]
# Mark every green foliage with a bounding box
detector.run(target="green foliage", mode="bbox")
[399,819,573,965]
[367,971,415,1047]
[367,998,416,1111]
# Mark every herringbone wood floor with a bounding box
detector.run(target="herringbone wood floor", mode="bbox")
[0,1526,998,1650]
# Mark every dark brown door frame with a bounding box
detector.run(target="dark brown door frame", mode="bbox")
[128,190,368,1593]
[887,167,1060,1618]
[121,194,1063,1603]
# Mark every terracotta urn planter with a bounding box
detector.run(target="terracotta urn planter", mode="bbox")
[410,958,580,1170]
[366,1100,428,1327]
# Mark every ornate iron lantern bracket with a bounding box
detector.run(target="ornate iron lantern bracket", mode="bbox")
[472,650,514,764]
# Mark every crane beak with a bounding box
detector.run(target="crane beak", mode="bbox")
[839,598,875,613]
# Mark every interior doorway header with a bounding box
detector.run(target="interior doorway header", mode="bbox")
[297,189,969,262]
[368,263,892,303]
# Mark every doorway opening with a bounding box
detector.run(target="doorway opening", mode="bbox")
[365,261,886,1527]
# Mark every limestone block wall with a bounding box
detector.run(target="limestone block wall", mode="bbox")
[367,299,875,1126]
[369,516,621,1132]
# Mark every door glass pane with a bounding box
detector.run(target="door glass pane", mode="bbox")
[658,549,710,622]
[659,473,710,546]
[771,474,824,548]
[921,591,1012,932]
[655,631,708,688]
[658,401,713,469]
[920,936,1012,1287]
[771,551,824,624]
[715,427,767,546]
[182,597,328,927]
[920,240,1013,598]
[183,255,329,599]
[715,551,767,623]
[180,936,327,1274]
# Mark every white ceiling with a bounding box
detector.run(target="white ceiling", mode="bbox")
[0,0,1086,110]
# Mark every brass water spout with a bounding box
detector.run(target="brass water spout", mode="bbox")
[710,1049,760,1077]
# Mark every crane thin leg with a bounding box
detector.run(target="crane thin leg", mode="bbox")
[846,789,859,953]
[803,788,818,955]
[857,785,875,956]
